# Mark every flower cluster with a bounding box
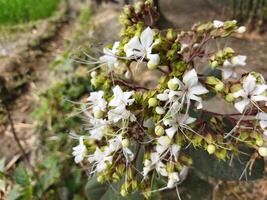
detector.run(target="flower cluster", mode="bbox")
[71,1,267,198]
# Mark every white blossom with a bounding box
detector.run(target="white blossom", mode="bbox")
[99,41,120,69]
[167,172,180,188]
[88,147,113,173]
[89,117,109,140]
[87,91,107,113]
[222,55,247,80]
[124,27,160,65]
[233,74,267,113]
[72,137,86,164]
[143,152,168,177]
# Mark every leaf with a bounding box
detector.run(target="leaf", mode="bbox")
[203,67,222,79]
[13,164,30,186]
[85,176,144,200]
[160,170,213,200]
[7,185,21,200]
[189,147,265,180]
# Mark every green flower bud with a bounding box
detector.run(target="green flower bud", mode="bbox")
[97,174,104,183]
[91,78,97,86]
[155,125,165,136]
[211,60,218,68]
[122,139,129,148]
[207,144,216,154]
[258,147,267,157]
[225,93,234,102]
[215,82,225,92]
[120,188,128,197]
[147,60,158,70]
[94,110,104,119]
[168,79,179,90]
[256,138,264,147]
[131,180,138,190]
[148,97,157,107]
[166,28,176,41]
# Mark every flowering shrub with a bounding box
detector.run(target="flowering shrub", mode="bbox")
[72,1,266,199]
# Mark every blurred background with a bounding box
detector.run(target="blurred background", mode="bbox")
[0,0,266,199]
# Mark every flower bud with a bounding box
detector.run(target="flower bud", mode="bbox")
[90,71,97,78]
[166,28,176,41]
[148,97,157,107]
[211,60,218,68]
[94,110,104,119]
[147,60,158,70]
[256,138,264,147]
[215,82,225,92]
[124,70,131,79]
[122,139,129,148]
[155,125,165,136]
[225,93,234,102]
[97,174,104,183]
[91,78,97,87]
[155,106,165,115]
[168,79,179,90]
[236,26,246,33]
[258,147,267,157]
[120,188,128,197]
[207,144,216,154]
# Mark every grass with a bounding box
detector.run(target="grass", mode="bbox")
[0,0,61,25]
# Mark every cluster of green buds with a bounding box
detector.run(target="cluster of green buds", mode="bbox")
[71,0,266,198]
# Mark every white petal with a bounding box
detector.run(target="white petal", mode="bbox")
[166,127,177,139]
[147,53,160,65]
[183,69,198,88]
[140,27,155,50]
[252,85,267,96]
[124,36,143,58]
[222,68,234,80]
[260,121,267,130]
[231,55,247,66]
[156,106,165,115]
[251,95,267,102]
[157,93,169,101]
[189,85,209,95]
[234,99,250,113]
[243,74,256,93]
[223,59,232,67]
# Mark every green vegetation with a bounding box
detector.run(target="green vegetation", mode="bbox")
[0,0,61,25]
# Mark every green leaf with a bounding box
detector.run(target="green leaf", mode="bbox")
[13,164,30,186]
[7,185,21,200]
[160,170,213,200]
[189,148,265,180]
[85,176,144,200]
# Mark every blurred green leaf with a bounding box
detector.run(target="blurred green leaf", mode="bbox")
[189,148,264,180]
[13,164,30,186]
[7,185,21,200]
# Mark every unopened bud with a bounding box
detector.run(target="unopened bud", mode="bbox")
[168,79,179,90]
[225,93,234,102]
[94,110,104,119]
[90,71,97,78]
[166,29,176,41]
[147,60,158,70]
[211,60,218,68]
[256,138,264,147]
[207,144,216,154]
[215,82,225,92]
[148,98,157,107]
[120,188,128,197]
[155,125,165,136]
[122,139,129,148]
[258,147,267,157]
[236,26,246,33]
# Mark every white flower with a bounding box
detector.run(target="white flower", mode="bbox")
[167,172,180,188]
[233,74,267,113]
[213,20,224,28]
[108,135,134,161]
[143,152,168,177]
[87,91,107,113]
[222,55,247,80]
[124,27,160,65]
[163,114,196,139]
[99,41,120,69]
[88,147,113,173]
[178,69,209,109]
[109,85,134,107]
[89,118,109,140]
[108,106,136,122]
[256,112,267,136]
[72,137,86,164]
